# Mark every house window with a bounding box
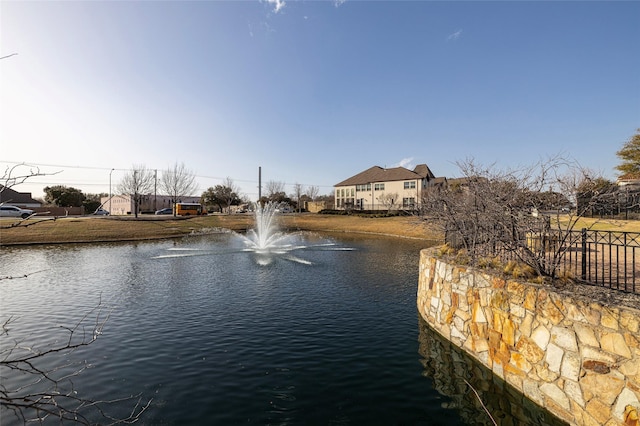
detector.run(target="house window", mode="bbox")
[374,183,385,191]
[404,181,416,189]
[403,197,415,208]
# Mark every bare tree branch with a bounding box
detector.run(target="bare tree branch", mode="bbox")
[1,300,152,424]
[306,185,319,201]
[265,180,285,198]
[117,165,155,218]
[2,166,152,424]
[463,379,497,426]
[160,162,198,215]
[1,163,61,192]
[291,182,304,213]
[378,192,399,212]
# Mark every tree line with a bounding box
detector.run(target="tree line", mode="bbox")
[37,162,329,217]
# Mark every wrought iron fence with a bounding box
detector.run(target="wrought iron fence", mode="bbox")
[538,229,639,294]
[446,227,639,294]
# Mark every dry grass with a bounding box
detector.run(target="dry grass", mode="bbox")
[0,213,442,246]
[2,213,636,247]
[557,216,640,232]
[280,214,440,240]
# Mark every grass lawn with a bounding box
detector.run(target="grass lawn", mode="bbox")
[0,213,442,246]
[2,213,638,246]
[566,216,640,233]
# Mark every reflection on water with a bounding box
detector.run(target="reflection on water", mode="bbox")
[418,318,568,426]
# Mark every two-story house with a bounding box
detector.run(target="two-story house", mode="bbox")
[334,164,436,211]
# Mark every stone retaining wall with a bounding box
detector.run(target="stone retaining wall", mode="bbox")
[417,249,640,426]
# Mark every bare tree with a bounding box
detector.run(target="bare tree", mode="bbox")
[378,192,399,212]
[265,180,285,199]
[1,296,151,424]
[261,180,290,205]
[117,165,155,218]
[160,162,198,216]
[306,185,319,201]
[420,156,615,279]
[291,182,304,213]
[221,177,241,214]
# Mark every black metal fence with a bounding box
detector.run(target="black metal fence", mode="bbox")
[527,229,640,294]
[446,227,640,294]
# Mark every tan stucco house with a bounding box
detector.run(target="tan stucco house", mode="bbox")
[334,164,436,211]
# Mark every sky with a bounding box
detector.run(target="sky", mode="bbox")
[1,0,639,202]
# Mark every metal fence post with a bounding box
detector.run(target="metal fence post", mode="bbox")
[581,228,587,280]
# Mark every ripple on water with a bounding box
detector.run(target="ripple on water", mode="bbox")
[1,235,487,425]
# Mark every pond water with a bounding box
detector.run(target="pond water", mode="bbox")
[0,231,565,425]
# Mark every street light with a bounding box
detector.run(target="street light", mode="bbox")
[109,168,114,214]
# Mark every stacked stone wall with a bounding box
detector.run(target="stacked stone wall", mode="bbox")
[417,249,640,426]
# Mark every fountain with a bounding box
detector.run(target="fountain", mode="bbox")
[239,202,316,266]
[243,202,289,251]
[154,201,351,265]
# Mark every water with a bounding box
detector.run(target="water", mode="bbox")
[0,230,566,425]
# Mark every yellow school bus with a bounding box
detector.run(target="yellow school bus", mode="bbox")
[174,203,206,216]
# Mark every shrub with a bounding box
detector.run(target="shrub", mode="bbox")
[477,256,502,269]
[503,260,537,279]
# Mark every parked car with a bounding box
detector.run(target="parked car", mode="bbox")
[93,208,110,216]
[155,208,173,215]
[0,205,35,219]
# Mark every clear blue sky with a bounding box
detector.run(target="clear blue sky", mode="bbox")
[1,0,638,201]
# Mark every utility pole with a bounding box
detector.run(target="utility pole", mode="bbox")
[133,170,138,217]
[154,169,157,212]
[258,166,262,202]
[109,168,114,214]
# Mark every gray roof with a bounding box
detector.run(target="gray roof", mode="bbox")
[335,164,434,187]
[0,186,41,205]
[430,177,448,185]
[412,164,436,179]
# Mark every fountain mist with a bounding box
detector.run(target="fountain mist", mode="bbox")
[244,202,288,251]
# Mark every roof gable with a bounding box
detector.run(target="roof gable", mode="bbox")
[0,186,41,205]
[413,164,435,179]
